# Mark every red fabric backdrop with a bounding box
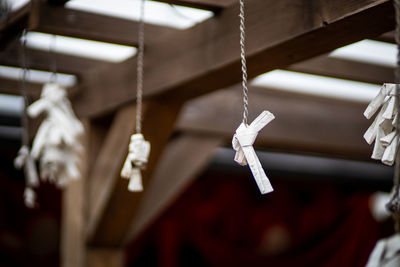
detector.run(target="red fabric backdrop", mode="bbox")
[126,170,390,267]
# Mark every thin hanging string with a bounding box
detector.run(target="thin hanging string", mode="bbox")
[387,0,400,233]
[239,0,248,126]
[50,34,57,82]
[20,29,30,149]
[136,0,145,134]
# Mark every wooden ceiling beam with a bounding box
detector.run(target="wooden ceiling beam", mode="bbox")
[153,0,234,11]
[35,4,178,46]
[177,85,371,159]
[374,30,395,43]
[0,40,105,77]
[73,0,394,118]
[287,55,394,84]
[0,77,42,97]
[0,4,29,50]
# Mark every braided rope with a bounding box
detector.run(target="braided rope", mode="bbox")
[239,0,249,126]
[50,34,57,82]
[20,30,30,148]
[136,0,145,133]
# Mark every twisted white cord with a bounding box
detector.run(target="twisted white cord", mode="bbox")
[239,0,248,125]
[136,0,145,133]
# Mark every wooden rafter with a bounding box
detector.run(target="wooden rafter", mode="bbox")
[288,55,394,84]
[154,0,234,11]
[72,0,394,118]
[0,39,105,76]
[36,4,178,46]
[178,85,371,158]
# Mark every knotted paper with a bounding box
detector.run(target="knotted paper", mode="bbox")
[364,83,400,166]
[232,111,274,194]
[27,82,83,189]
[366,233,400,267]
[121,133,150,192]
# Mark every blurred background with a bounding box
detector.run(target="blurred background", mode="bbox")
[0,0,398,266]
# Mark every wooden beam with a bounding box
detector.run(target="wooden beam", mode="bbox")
[87,249,124,267]
[154,0,234,11]
[374,30,395,43]
[0,76,79,99]
[0,4,29,50]
[177,85,371,159]
[87,98,183,246]
[0,77,42,97]
[73,0,394,118]
[35,4,177,46]
[287,55,395,84]
[60,122,88,267]
[126,133,223,243]
[0,40,104,76]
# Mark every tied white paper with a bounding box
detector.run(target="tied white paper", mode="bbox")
[14,146,39,208]
[232,111,275,194]
[28,82,84,188]
[364,83,400,166]
[366,233,400,267]
[121,133,150,192]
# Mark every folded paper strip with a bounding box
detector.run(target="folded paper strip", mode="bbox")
[364,83,400,166]
[15,82,84,207]
[121,133,150,192]
[14,145,39,208]
[232,111,275,194]
[366,233,400,267]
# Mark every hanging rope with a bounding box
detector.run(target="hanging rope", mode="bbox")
[20,29,30,150]
[386,0,400,232]
[239,0,248,126]
[136,0,145,133]
[50,34,57,82]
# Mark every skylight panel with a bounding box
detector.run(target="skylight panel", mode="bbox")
[66,0,214,29]
[9,0,29,11]
[25,32,137,63]
[0,94,24,117]
[251,70,380,103]
[0,65,77,87]
[329,39,396,68]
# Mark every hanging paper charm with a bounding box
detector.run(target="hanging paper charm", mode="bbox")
[232,0,275,194]
[366,233,400,267]
[121,133,150,191]
[232,111,275,194]
[14,146,39,208]
[364,83,399,165]
[120,0,150,192]
[28,82,84,187]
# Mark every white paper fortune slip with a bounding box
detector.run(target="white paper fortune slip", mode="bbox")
[364,83,400,166]
[121,133,150,192]
[366,233,400,267]
[232,110,275,194]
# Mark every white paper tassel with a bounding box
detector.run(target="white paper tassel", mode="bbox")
[23,187,37,209]
[27,82,84,189]
[364,83,400,166]
[14,146,39,208]
[121,133,150,192]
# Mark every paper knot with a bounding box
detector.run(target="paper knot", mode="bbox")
[121,133,150,192]
[232,111,275,194]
